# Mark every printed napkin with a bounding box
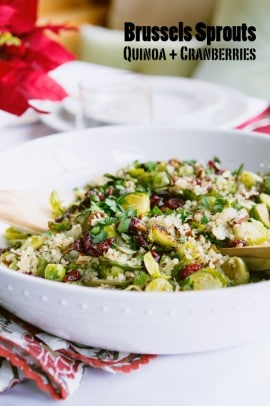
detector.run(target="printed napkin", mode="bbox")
[0,104,269,399]
[0,306,156,399]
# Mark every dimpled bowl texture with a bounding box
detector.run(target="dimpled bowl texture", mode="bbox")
[0,126,270,354]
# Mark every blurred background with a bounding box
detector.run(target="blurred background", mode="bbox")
[37,0,269,99]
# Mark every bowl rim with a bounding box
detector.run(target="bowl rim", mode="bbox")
[0,123,268,159]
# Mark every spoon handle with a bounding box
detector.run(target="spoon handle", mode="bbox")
[0,190,50,233]
[221,246,270,258]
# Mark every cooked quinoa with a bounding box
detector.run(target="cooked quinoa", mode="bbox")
[2,157,270,291]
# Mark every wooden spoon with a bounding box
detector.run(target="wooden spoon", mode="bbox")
[221,246,270,271]
[0,190,52,233]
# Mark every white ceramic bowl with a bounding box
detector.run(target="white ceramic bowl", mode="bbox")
[1,126,270,355]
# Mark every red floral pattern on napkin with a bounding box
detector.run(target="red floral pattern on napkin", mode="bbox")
[0,307,156,399]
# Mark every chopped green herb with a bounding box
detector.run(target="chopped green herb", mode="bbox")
[232,163,244,177]
[134,271,149,286]
[92,230,107,243]
[144,161,157,172]
[201,215,209,224]
[117,218,131,234]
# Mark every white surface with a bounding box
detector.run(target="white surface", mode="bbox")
[34,61,267,131]
[0,109,37,129]
[2,337,270,406]
[0,122,54,152]
[1,126,270,355]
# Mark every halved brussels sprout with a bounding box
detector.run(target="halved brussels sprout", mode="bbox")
[181,267,228,290]
[22,235,44,249]
[49,219,71,232]
[259,193,270,210]
[44,264,66,282]
[138,172,170,189]
[36,257,48,277]
[239,171,262,188]
[145,278,173,292]
[221,257,249,285]
[152,172,170,189]
[250,203,270,228]
[99,264,125,279]
[119,192,150,216]
[49,190,65,218]
[233,220,269,245]
[176,239,201,261]
[144,251,161,278]
[4,227,29,241]
[149,225,177,249]
[128,168,145,178]
[143,251,170,280]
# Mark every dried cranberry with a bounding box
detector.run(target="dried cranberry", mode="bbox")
[73,235,114,257]
[129,217,141,233]
[150,194,164,208]
[180,263,201,279]
[96,238,115,254]
[96,191,105,201]
[80,190,104,208]
[228,239,247,248]
[207,160,222,175]
[73,239,83,252]
[129,217,147,234]
[165,198,184,210]
[64,270,81,282]
[157,191,171,198]
[133,235,149,249]
[151,249,161,263]
[105,187,115,196]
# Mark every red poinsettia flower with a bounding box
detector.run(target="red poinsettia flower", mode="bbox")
[0,0,75,115]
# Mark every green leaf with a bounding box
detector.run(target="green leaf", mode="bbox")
[201,215,209,224]
[232,163,244,177]
[134,271,149,286]
[126,207,137,217]
[103,198,122,213]
[179,209,192,223]
[213,196,227,213]
[152,206,163,215]
[183,159,197,165]
[117,217,131,234]
[91,226,101,235]
[264,180,270,195]
[200,197,211,210]
[144,161,157,172]
[104,173,124,181]
[92,230,108,243]
[48,219,71,232]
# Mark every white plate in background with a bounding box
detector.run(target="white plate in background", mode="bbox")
[34,61,267,131]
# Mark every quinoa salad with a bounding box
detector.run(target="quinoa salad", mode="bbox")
[1,157,270,292]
